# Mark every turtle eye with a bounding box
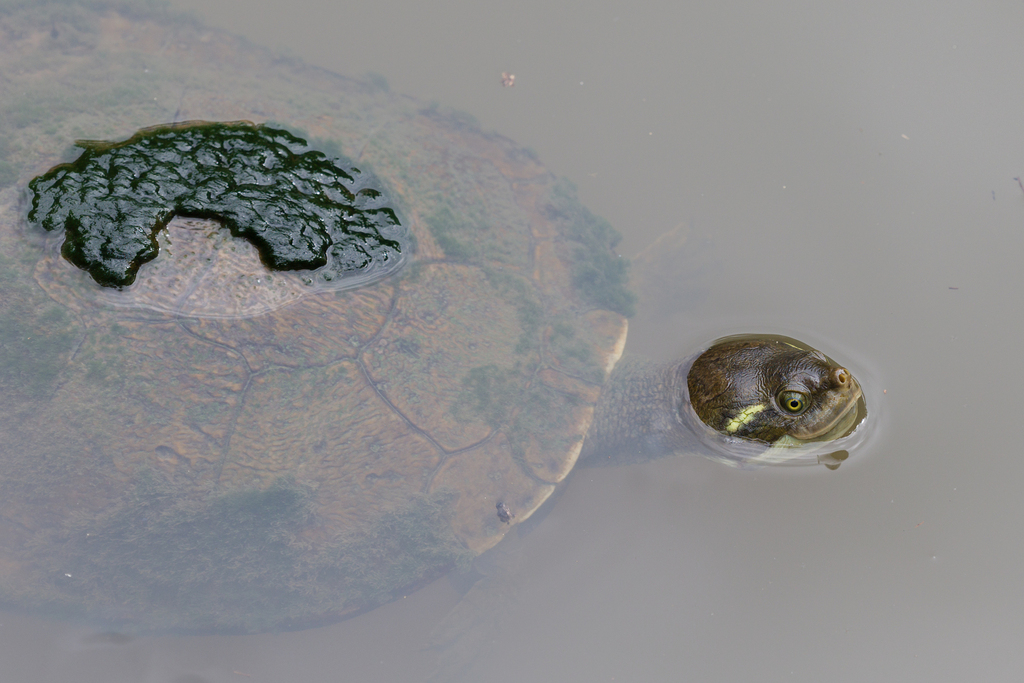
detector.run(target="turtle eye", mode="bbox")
[777,390,809,415]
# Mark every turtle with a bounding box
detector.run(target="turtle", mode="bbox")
[0,0,865,633]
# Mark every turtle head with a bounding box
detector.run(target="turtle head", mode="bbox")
[686,336,862,446]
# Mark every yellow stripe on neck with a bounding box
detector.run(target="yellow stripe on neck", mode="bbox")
[724,404,766,433]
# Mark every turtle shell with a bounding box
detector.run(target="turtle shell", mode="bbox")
[0,2,631,631]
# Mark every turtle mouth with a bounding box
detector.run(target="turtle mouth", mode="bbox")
[791,379,863,442]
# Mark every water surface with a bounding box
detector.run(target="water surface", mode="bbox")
[3,0,1024,681]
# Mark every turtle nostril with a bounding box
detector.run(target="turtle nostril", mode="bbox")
[832,368,849,386]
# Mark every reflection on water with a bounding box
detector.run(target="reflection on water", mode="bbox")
[3,0,1024,680]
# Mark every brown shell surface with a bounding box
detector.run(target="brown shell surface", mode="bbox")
[0,3,628,631]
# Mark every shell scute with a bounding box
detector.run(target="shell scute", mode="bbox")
[362,262,536,451]
[428,432,555,554]
[221,360,444,533]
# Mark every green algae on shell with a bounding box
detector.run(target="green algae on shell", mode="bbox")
[27,120,406,288]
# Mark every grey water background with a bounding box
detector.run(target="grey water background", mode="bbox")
[3,0,1024,681]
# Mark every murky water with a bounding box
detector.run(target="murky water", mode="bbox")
[2,0,1024,681]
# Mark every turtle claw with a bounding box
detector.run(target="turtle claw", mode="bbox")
[496,501,515,524]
